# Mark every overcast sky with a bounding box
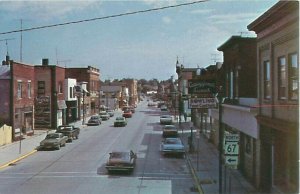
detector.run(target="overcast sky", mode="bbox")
[0,0,278,81]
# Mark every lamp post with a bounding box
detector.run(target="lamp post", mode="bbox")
[82,90,85,125]
[217,86,224,194]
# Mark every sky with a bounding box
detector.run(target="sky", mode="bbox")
[0,0,278,81]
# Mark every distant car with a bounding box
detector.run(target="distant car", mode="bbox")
[87,115,102,126]
[105,150,137,173]
[130,106,135,113]
[56,125,80,142]
[39,133,68,150]
[160,105,168,111]
[114,117,127,127]
[122,110,132,118]
[162,125,178,138]
[99,111,110,121]
[107,110,115,117]
[160,115,173,125]
[160,138,185,157]
[148,102,157,107]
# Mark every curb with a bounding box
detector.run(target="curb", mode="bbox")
[0,149,37,170]
[185,152,204,194]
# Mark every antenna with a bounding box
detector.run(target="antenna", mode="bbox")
[57,59,71,68]
[211,53,220,64]
[0,38,15,56]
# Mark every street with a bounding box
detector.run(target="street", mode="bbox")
[0,101,196,194]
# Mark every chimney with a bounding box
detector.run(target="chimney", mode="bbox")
[42,58,49,66]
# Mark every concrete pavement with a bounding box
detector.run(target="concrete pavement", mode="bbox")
[177,118,258,194]
[0,120,85,170]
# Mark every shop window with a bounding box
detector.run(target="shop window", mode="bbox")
[278,57,286,99]
[289,53,298,100]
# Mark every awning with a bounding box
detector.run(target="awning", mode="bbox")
[57,100,67,109]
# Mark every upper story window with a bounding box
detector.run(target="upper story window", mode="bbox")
[58,82,63,94]
[264,60,271,99]
[278,57,286,99]
[37,81,45,96]
[17,81,22,99]
[289,53,298,100]
[27,81,31,98]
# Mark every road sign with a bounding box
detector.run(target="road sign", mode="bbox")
[224,141,239,155]
[225,155,239,166]
[224,133,240,167]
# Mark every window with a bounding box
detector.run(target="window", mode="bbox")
[27,81,31,98]
[58,82,63,93]
[17,81,22,99]
[69,87,73,98]
[264,61,271,99]
[289,53,298,100]
[278,57,286,99]
[37,81,45,96]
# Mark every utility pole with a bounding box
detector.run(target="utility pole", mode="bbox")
[20,19,23,62]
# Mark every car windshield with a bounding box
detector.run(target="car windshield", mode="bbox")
[165,138,181,144]
[116,117,124,121]
[46,134,59,139]
[58,126,72,131]
[91,116,99,119]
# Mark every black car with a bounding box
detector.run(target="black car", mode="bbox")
[87,115,102,126]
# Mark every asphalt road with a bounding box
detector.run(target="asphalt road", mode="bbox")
[0,101,196,194]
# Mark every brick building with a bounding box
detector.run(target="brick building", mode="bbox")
[66,66,100,117]
[0,58,35,140]
[248,1,299,193]
[216,36,259,186]
[35,59,67,129]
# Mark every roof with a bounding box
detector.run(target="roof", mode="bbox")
[247,1,298,32]
[217,36,256,51]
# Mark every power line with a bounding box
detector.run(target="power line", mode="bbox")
[0,0,208,35]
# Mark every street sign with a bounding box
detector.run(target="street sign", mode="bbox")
[225,155,239,166]
[188,80,216,94]
[188,97,217,109]
[224,133,240,167]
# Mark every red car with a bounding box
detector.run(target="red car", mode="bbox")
[122,110,132,118]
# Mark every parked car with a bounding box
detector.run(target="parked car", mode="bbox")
[122,110,132,118]
[87,115,102,126]
[130,106,135,113]
[107,110,115,117]
[160,115,173,125]
[99,111,110,121]
[114,117,127,127]
[105,150,137,173]
[39,133,68,150]
[56,125,80,142]
[160,138,185,157]
[162,125,178,138]
[160,105,168,111]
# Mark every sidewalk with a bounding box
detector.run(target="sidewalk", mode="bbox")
[176,118,258,194]
[0,120,85,170]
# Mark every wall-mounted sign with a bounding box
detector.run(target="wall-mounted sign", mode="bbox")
[188,97,217,109]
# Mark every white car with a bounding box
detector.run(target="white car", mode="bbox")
[160,138,185,157]
[160,115,173,125]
